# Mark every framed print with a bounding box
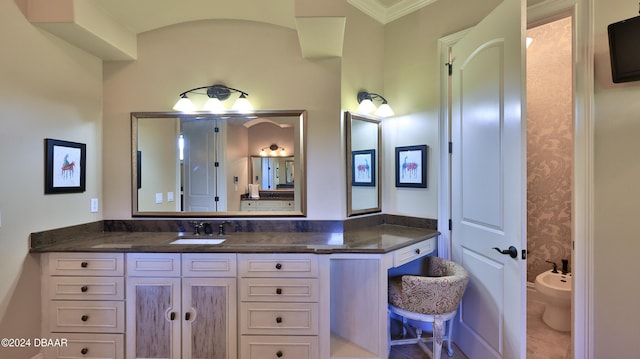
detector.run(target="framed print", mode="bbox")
[45,138,86,194]
[395,145,427,188]
[352,149,376,186]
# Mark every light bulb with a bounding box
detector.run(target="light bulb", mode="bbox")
[374,103,394,117]
[260,149,267,156]
[232,95,253,113]
[357,99,376,114]
[173,96,196,112]
[203,98,225,113]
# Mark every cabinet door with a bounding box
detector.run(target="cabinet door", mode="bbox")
[182,277,237,359]
[126,277,181,359]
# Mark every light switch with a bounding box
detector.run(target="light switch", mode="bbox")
[155,193,163,204]
[90,198,99,213]
[167,192,174,202]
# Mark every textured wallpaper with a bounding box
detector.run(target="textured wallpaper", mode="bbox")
[526,17,573,283]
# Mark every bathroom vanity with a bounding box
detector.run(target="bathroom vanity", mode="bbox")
[32,223,437,359]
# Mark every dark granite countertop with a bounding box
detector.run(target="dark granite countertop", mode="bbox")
[29,224,438,254]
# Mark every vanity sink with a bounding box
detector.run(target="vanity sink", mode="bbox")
[170,237,226,245]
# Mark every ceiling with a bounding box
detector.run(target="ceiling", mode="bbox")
[26,0,439,60]
[86,0,439,34]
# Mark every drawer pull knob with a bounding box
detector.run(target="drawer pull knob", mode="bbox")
[81,315,89,322]
[276,350,283,357]
[415,248,421,254]
[276,288,283,295]
[80,348,89,355]
[80,286,88,292]
[80,261,88,268]
[170,312,176,320]
[275,263,282,270]
[185,312,191,321]
[275,316,283,324]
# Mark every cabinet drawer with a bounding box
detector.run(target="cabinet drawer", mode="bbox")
[241,335,318,359]
[182,253,237,277]
[239,254,318,278]
[126,253,181,276]
[46,333,124,359]
[393,239,435,267]
[240,278,318,302]
[49,276,124,300]
[240,302,318,335]
[49,301,125,333]
[47,253,124,276]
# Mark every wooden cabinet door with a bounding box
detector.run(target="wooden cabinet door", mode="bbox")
[126,277,181,359]
[182,277,237,359]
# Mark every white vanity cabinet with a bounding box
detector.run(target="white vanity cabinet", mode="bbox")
[240,200,295,212]
[41,252,125,359]
[125,253,237,359]
[238,253,320,359]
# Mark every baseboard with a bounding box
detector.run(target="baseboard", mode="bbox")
[30,353,44,359]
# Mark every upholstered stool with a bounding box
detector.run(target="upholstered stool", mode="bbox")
[388,256,469,358]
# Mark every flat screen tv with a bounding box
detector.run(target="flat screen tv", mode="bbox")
[608,15,640,83]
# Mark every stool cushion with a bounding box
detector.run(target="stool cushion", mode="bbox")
[389,256,469,315]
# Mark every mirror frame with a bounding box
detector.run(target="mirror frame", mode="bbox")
[345,111,382,216]
[131,110,307,217]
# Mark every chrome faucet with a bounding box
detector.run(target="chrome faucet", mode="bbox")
[190,221,204,235]
[218,221,231,235]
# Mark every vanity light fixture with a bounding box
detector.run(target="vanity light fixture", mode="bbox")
[260,144,286,157]
[173,84,254,113]
[357,90,395,117]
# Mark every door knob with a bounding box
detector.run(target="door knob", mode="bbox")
[492,246,518,258]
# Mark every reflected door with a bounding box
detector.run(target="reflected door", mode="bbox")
[182,120,224,212]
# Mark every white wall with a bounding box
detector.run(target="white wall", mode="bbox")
[593,0,640,356]
[0,1,104,357]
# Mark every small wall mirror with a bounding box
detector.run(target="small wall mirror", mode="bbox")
[345,112,381,216]
[131,110,306,217]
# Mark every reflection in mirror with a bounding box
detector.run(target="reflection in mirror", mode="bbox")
[131,111,306,217]
[345,112,381,216]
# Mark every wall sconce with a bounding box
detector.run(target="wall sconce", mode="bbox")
[356,90,394,117]
[260,144,286,157]
[173,84,254,113]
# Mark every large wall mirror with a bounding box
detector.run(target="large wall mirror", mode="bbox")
[131,110,306,217]
[345,112,381,216]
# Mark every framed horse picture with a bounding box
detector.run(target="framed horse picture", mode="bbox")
[351,149,375,186]
[45,138,86,194]
[395,145,427,188]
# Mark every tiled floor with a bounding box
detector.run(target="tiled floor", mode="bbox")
[389,297,572,359]
[527,298,572,359]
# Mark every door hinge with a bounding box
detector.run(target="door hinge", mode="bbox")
[448,142,453,154]
[448,219,452,231]
[214,196,219,202]
[214,126,220,133]
[214,161,219,167]
[446,62,453,76]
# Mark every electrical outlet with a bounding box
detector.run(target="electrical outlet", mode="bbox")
[155,193,163,204]
[167,192,174,202]
[90,198,99,213]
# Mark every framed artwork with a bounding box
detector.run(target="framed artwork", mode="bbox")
[395,145,427,188]
[352,149,376,186]
[45,138,86,194]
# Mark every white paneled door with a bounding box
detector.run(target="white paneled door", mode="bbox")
[451,0,527,358]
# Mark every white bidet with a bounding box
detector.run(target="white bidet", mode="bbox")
[534,269,572,332]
